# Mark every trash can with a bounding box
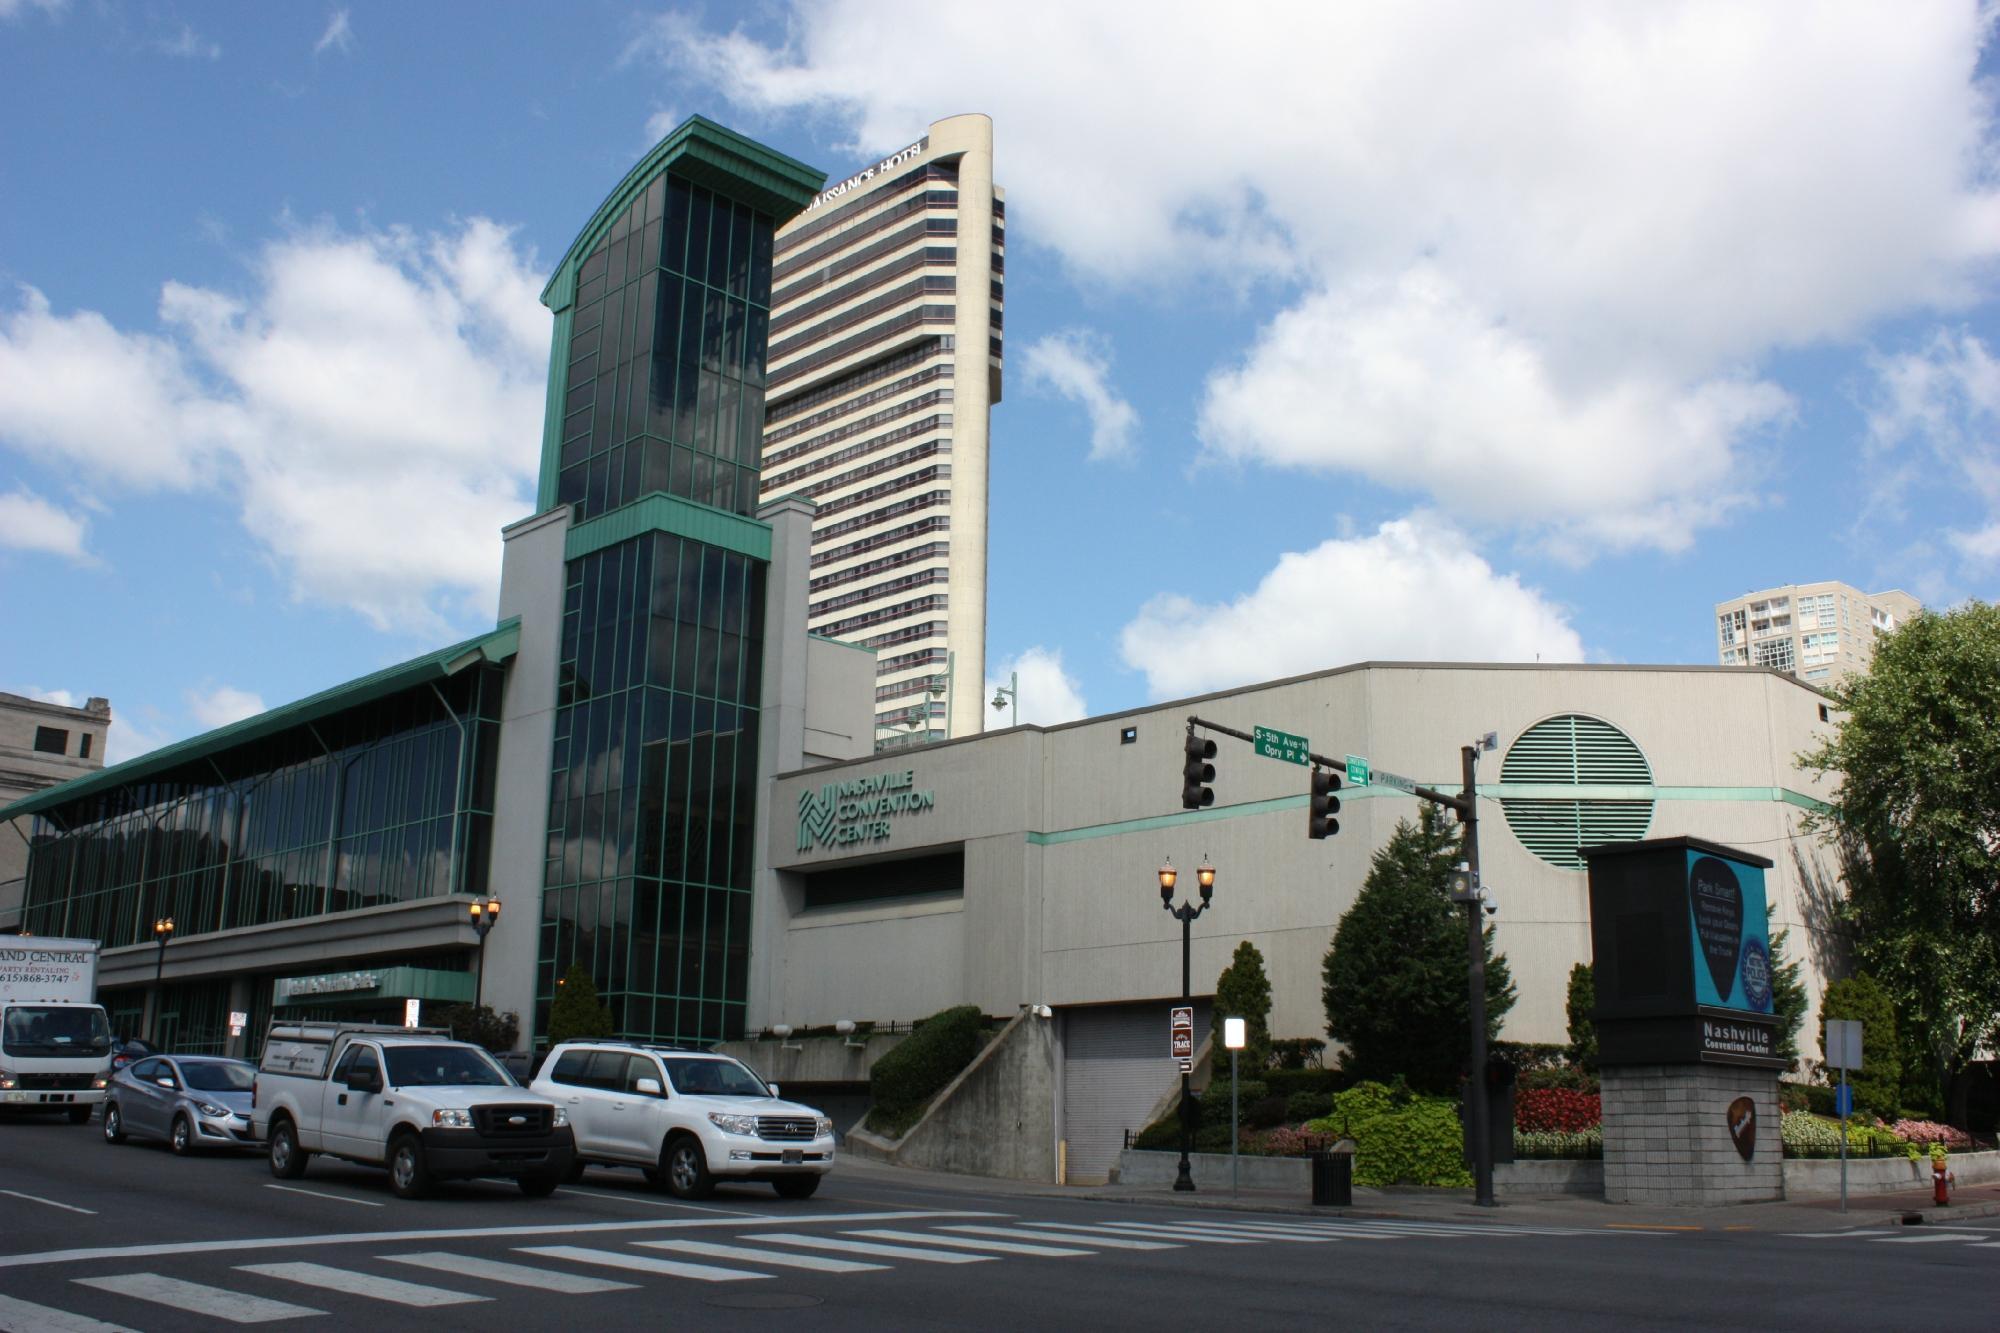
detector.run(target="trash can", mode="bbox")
[1311,1137,1356,1206]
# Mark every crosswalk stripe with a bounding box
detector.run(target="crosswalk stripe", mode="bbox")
[1872,1234,1981,1244]
[1970,1242,2000,1249]
[381,1252,637,1293]
[1026,1222,1261,1244]
[515,1245,767,1283]
[236,1262,488,1307]
[746,1232,993,1264]
[1781,1231,1893,1239]
[942,1225,1182,1250]
[844,1229,1094,1257]
[635,1240,886,1274]
[0,1291,140,1333]
[74,1274,323,1324]
[1176,1223,1343,1244]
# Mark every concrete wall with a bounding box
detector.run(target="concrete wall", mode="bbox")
[1496,1159,1604,1197]
[1602,1064,1782,1205]
[713,1032,903,1085]
[1115,1149,1314,1193]
[1784,1148,2000,1197]
[849,1011,1057,1182]
[804,636,876,765]
[0,691,110,930]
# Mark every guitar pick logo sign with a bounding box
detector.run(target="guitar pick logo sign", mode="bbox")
[1726,1096,1757,1161]
[1689,855,1745,1004]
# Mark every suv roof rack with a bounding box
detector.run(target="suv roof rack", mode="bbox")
[264,1020,453,1043]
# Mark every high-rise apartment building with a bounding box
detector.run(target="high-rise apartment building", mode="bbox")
[1714,582,1922,684]
[759,114,1003,748]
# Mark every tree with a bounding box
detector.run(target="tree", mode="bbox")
[1769,915,1808,1071]
[1322,805,1516,1094]
[435,1003,519,1053]
[1820,973,1902,1118]
[1801,602,2000,1126]
[547,962,615,1045]
[1565,964,1596,1072]
[1214,940,1274,1075]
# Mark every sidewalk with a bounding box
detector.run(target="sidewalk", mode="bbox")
[834,1155,2000,1234]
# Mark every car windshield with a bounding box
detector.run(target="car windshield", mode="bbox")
[2,1006,112,1056]
[662,1057,768,1097]
[383,1045,509,1087]
[181,1061,256,1092]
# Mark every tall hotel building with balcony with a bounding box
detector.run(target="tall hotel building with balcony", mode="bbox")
[1714,582,1922,684]
[759,115,1003,748]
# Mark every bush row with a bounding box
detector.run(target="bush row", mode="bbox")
[864,1005,988,1137]
[1514,1088,1601,1133]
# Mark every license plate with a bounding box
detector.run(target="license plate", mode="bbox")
[782,1149,803,1164]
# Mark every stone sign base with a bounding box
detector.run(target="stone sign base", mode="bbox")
[1601,1063,1780,1206]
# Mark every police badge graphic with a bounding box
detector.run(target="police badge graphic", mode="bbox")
[1738,936,1773,1013]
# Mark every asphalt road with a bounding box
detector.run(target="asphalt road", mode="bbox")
[2,1111,1997,1331]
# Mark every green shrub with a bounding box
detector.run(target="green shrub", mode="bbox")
[1269,1038,1328,1070]
[1516,1065,1599,1094]
[547,963,615,1044]
[1287,1090,1335,1123]
[1777,1083,1811,1113]
[1800,1084,1837,1117]
[435,1003,519,1053]
[1306,1083,1470,1188]
[864,1005,987,1136]
[1264,1067,1347,1098]
[1244,1094,1292,1129]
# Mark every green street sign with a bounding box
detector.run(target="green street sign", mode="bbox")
[1253,725,1310,766]
[1345,754,1370,786]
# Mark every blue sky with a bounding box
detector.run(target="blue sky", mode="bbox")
[2,2,1997,761]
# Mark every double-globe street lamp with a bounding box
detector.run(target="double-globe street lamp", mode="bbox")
[1159,859,1215,1193]
[468,897,502,1009]
[147,916,174,1043]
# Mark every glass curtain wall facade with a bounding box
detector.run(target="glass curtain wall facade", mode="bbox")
[533,118,818,1047]
[21,666,505,948]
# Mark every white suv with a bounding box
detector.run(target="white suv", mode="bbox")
[531,1042,833,1199]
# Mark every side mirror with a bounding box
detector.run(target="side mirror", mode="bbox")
[767,1082,781,1098]
[634,1077,663,1097]
[345,1068,380,1093]
[154,1077,176,1090]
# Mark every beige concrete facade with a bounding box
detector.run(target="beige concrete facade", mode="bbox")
[1714,581,1921,686]
[759,114,1002,750]
[755,663,1849,1062]
[0,690,110,929]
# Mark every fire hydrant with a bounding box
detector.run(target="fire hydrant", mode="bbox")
[1933,1156,1953,1206]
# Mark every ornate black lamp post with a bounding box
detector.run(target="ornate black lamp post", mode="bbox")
[468,897,501,1008]
[147,916,174,1043]
[1159,859,1215,1192]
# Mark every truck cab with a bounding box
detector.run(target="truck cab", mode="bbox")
[254,1022,573,1199]
[0,939,113,1123]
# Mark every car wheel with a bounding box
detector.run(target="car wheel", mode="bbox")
[101,1103,126,1143]
[169,1114,194,1156]
[268,1118,311,1179]
[772,1175,820,1200]
[641,1165,663,1188]
[519,1169,562,1198]
[565,1157,586,1184]
[67,1103,93,1126]
[663,1136,715,1200]
[388,1132,432,1200]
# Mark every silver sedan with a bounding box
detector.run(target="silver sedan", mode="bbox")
[102,1055,257,1154]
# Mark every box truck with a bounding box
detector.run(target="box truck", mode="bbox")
[0,938,112,1124]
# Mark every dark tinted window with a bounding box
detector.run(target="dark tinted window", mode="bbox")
[624,1055,661,1093]
[551,1050,593,1087]
[181,1061,255,1092]
[32,727,66,755]
[586,1050,628,1091]
[129,1058,165,1082]
[383,1045,505,1087]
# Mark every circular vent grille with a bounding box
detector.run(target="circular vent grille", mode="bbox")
[1499,714,1654,869]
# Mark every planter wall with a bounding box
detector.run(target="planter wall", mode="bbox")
[1782,1149,2000,1198]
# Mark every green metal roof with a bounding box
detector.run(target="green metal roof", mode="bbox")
[539,115,825,313]
[0,619,521,823]
[565,490,772,563]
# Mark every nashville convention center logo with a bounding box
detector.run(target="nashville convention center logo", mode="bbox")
[797,769,937,851]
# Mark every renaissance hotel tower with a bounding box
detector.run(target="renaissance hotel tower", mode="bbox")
[759,115,1004,748]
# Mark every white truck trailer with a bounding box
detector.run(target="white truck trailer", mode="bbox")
[0,937,113,1124]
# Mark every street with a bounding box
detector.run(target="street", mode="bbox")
[2,1115,1996,1331]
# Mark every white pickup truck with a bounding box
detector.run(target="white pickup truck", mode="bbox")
[253,1022,574,1199]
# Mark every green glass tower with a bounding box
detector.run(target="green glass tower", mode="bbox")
[531,119,823,1044]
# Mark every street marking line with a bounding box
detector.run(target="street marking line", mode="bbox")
[1871,1234,1980,1244]
[237,1262,488,1307]
[1603,1224,1703,1231]
[1970,1242,2000,1249]
[554,1189,764,1216]
[1174,1223,1344,1244]
[382,1252,637,1293]
[74,1274,323,1324]
[637,1240,886,1273]
[0,1210,1000,1270]
[941,1226,1181,1251]
[747,1233,992,1264]
[0,1291,138,1333]
[516,1246,768,1283]
[1033,1223,1259,1244]
[1779,1231,1895,1238]
[845,1229,1094,1258]
[0,1190,94,1216]
[264,1184,383,1208]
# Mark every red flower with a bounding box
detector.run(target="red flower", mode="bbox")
[1515,1088,1601,1133]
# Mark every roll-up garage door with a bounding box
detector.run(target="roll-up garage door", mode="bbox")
[1062,1001,1210,1185]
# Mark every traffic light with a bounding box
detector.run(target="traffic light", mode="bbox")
[1181,733,1217,809]
[1308,766,1342,839]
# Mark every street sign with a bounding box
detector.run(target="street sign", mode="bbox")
[1253,726,1310,766]
[1372,768,1419,793]
[1344,754,1370,786]
[1834,1084,1854,1117]
[404,998,422,1029]
[1826,1019,1863,1070]
[1170,1005,1194,1061]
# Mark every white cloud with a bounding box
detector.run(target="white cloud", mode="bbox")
[643,106,683,145]
[1867,328,2000,567]
[1021,330,1139,461]
[986,646,1088,727]
[187,685,266,729]
[647,2,2000,557]
[1119,513,1587,700]
[104,711,173,765]
[313,9,354,57]
[0,219,549,632]
[0,488,92,562]
[19,687,79,708]
[158,23,219,60]
[0,0,66,20]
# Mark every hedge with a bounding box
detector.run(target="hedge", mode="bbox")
[864,1005,988,1137]
[1304,1081,1472,1187]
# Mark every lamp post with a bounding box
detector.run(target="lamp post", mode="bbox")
[1223,1015,1246,1194]
[1159,859,1215,1192]
[990,671,1018,729]
[468,897,501,1008]
[148,916,174,1043]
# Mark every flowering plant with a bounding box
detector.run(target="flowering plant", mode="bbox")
[1890,1119,1971,1149]
[1514,1088,1601,1133]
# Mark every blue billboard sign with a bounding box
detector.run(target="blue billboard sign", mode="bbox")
[1687,850,1773,1014]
